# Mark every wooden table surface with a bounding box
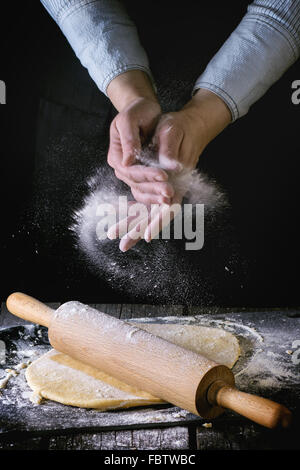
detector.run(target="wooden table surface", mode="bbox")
[0,302,299,451]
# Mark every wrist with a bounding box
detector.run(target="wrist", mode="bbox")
[107,70,159,112]
[183,88,231,144]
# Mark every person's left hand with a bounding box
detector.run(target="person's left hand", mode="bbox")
[153,88,232,173]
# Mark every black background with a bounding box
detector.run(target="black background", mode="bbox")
[1,0,300,306]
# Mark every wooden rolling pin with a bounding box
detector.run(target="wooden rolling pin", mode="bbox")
[7,292,292,429]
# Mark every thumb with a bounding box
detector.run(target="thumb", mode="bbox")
[154,122,183,172]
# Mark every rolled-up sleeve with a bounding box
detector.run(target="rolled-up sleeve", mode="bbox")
[41,0,155,95]
[193,0,300,121]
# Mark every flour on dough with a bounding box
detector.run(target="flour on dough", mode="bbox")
[25,323,240,409]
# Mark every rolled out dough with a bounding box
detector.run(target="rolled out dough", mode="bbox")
[26,323,240,410]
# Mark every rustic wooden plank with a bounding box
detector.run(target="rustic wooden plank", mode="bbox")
[120,304,184,319]
[186,306,300,315]
[114,430,134,449]
[100,431,119,450]
[0,403,200,436]
[48,433,102,450]
[0,302,61,329]
[197,421,253,450]
[100,430,134,450]
[132,429,161,450]
[45,426,190,450]
[89,304,122,318]
[0,426,190,450]
[156,426,190,450]
[0,436,44,450]
[196,418,300,450]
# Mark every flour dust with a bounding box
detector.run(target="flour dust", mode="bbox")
[71,147,244,305]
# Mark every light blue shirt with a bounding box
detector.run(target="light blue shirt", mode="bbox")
[41,0,300,121]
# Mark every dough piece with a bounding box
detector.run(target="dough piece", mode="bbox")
[25,323,240,409]
[132,323,239,369]
[26,350,163,409]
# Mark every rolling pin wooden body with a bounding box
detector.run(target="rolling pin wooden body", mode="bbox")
[7,293,292,428]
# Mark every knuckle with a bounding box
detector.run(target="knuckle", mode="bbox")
[131,182,140,192]
[161,182,172,193]
[164,124,181,139]
[135,183,147,194]
[124,137,139,151]
[131,188,139,200]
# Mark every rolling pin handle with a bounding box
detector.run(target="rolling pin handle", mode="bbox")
[6,292,54,328]
[207,380,292,429]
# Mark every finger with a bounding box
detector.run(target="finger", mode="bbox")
[144,203,182,242]
[119,204,161,252]
[107,215,139,240]
[177,138,198,170]
[131,188,171,206]
[119,233,142,252]
[119,216,149,252]
[107,205,148,240]
[107,122,124,170]
[114,172,171,201]
[133,181,175,198]
[159,154,183,172]
[115,172,174,201]
[154,123,183,171]
[116,164,168,183]
[116,117,141,166]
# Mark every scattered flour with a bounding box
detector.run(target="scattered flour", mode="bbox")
[0,326,47,407]
[235,349,299,392]
[70,146,240,305]
[0,371,15,390]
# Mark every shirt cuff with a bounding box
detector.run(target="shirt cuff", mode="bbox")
[193,14,299,122]
[41,0,156,96]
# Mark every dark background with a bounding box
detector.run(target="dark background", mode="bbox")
[1,0,300,306]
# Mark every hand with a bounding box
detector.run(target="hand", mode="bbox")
[107,70,173,205]
[153,88,232,173]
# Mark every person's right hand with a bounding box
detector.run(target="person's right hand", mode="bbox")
[107,71,174,205]
[107,97,175,205]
